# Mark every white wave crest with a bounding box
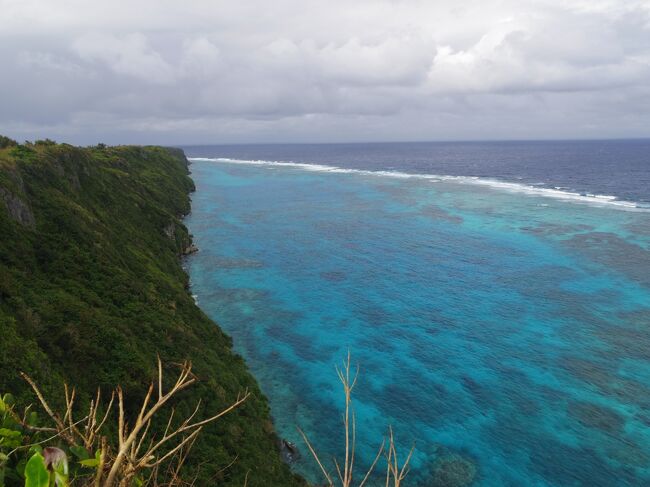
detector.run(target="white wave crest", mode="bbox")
[189,157,647,211]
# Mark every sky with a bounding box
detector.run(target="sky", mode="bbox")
[1,0,649,145]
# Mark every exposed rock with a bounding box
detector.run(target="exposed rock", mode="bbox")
[278,438,301,464]
[164,222,176,239]
[164,147,191,169]
[67,170,81,191]
[182,243,199,255]
[0,187,35,227]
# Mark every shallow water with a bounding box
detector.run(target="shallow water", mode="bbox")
[184,154,650,486]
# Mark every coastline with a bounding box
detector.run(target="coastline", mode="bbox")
[0,141,303,486]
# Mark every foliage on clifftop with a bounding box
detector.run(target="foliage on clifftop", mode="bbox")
[0,139,304,486]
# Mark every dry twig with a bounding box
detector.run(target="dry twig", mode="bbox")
[20,357,249,486]
[299,351,398,487]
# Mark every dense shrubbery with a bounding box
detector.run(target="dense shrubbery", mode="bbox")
[0,140,303,486]
[0,137,17,149]
[1,360,252,486]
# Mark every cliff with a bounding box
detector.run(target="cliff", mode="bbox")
[0,138,303,486]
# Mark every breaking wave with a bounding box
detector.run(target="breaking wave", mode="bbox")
[189,157,647,211]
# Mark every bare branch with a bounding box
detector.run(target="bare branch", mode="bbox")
[297,427,334,486]
[20,372,75,445]
[299,353,411,487]
[14,359,271,486]
[359,438,385,487]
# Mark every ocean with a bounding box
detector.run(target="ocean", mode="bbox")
[182,140,650,486]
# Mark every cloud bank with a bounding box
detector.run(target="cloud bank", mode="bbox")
[1,0,649,144]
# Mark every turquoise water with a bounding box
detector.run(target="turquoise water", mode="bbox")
[184,158,650,486]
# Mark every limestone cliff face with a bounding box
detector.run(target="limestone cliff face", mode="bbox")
[0,187,35,227]
[0,168,35,227]
[164,219,197,255]
[0,141,304,487]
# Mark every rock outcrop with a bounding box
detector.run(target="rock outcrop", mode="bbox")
[0,187,35,227]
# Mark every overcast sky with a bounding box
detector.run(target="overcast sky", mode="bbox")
[1,0,649,145]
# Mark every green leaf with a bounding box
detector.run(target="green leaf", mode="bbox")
[0,428,22,448]
[27,411,38,427]
[53,471,69,487]
[0,428,21,438]
[78,458,99,468]
[28,445,43,456]
[69,446,89,461]
[15,456,28,478]
[1,395,13,408]
[24,453,50,487]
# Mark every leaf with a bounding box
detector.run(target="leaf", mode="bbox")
[1,395,13,408]
[69,446,89,461]
[15,456,28,478]
[24,453,50,487]
[28,445,43,456]
[27,411,39,427]
[53,471,69,487]
[0,428,21,438]
[78,458,99,468]
[0,428,22,448]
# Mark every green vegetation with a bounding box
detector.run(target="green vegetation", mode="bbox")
[0,139,304,486]
[0,137,17,150]
[1,359,252,486]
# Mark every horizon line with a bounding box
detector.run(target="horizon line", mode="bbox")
[174,136,650,148]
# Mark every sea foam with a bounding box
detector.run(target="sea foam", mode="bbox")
[189,157,647,211]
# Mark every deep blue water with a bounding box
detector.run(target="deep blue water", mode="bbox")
[186,140,650,206]
[182,141,650,486]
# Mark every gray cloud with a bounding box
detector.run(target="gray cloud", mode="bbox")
[0,0,649,144]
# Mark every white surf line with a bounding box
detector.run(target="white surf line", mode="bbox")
[189,157,648,212]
